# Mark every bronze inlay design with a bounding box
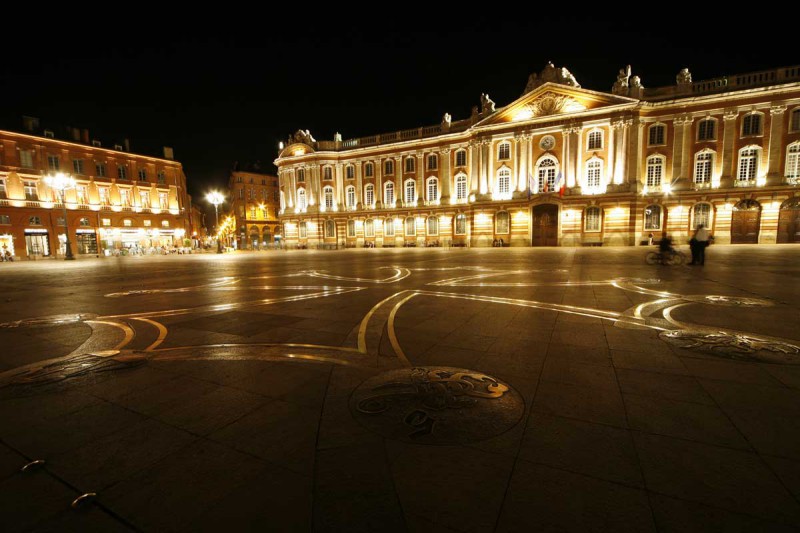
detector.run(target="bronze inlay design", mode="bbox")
[660,330,800,364]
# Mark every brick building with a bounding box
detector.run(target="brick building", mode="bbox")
[228,165,281,249]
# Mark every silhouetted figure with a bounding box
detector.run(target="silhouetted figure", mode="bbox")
[659,234,673,264]
[690,224,710,265]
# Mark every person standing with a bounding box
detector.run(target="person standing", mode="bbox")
[691,224,711,265]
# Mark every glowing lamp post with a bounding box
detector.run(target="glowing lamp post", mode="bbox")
[44,172,77,260]
[206,191,224,253]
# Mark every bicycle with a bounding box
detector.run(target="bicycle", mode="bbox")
[646,249,686,266]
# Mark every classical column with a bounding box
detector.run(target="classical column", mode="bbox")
[672,114,693,186]
[440,148,451,202]
[311,165,319,207]
[563,126,580,188]
[355,160,363,207]
[720,109,738,189]
[626,119,642,188]
[479,140,490,194]
[681,116,694,184]
[287,171,296,208]
[334,163,343,208]
[394,156,402,207]
[375,158,383,208]
[469,141,479,193]
[767,105,786,185]
[516,134,528,191]
[416,152,424,205]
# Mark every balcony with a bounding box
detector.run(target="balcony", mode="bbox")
[734,179,757,188]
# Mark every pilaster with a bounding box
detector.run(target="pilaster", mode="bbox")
[720,109,738,189]
[440,148,451,202]
[767,105,786,185]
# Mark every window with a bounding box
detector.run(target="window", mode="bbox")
[158,192,168,209]
[161,220,169,228]
[249,189,255,200]
[586,159,602,189]
[584,206,601,232]
[648,124,665,146]
[250,206,256,219]
[20,150,34,168]
[323,166,332,180]
[238,189,244,200]
[138,168,147,181]
[140,190,150,207]
[455,174,468,201]
[427,154,438,170]
[646,156,664,187]
[791,109,800,133]
[644,205,662,230]
[698,119,716,141]
[384,218,395,236]
[693,203,712,230]
[76,185,87,204]
[405,157,415,173]
[73,159,85,174]
[261,179,266,185]
[117,165,128,180]
[346,186,356,209]
[365,219,375,237]
[123,219,133,227]
[144,220,151,227]
[47,154,60,170]
[120,189,131,206]
[427,177,438,202]
[0,179,5,199]
[29,216,41,225]
[297,169,305,182]
[455,149,467,167]
[787,143,800,180]
[323,186,334,210]
[737,147,760,182]
[742,113,762,136]
[427,216,439,235]
[588,130,603,150]
[325,219,335,238]
[365,162,374,177]
[96,162,106,177]
[404,179,416,204]
[347,219,356,237]
[346,165,354,179]
[498,142,510,160]
[364,184,374,207]
[405,217,416,236]
[297,188,307,210]
[537,157,558,192]
[455,213,466,235]
[0,215,9,224]
[497,168,511,196]
[101,218,111,226]
[99,187,109,205]
[384,182,395,206]
[495,211,509,234]
[24,181,38,201]
[384,160,394,175]
[694,151,714,185]
[299,221,307,239]
[157,171,166,184]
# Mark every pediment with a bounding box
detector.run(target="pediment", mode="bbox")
[476,83,638,127]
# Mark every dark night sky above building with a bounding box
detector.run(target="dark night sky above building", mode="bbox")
[2,10,794,208]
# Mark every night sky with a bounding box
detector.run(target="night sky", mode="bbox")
[3,11,795,210]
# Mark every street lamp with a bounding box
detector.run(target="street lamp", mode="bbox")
[44,172,77,260]
[206,191,224,254]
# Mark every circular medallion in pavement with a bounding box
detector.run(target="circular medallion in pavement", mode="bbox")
[660,330,800,364]
[350,366,524,445]
[0,313,96,329]
[681,295,773,307]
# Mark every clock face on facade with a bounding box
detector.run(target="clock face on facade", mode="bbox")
[539,135,556,151]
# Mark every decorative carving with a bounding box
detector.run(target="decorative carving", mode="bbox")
[521,92,585,118]
[287,129,316,146]
[442,112,452,127]
[676,68,692,85]
[724,109,738,121]
[660,330,800,364]
[771,105,787,116]
[524,62,581,93]
[612,65,631,95]
[480,93,496,114]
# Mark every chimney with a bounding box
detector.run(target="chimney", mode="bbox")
[163,147,174,160]
[22,116,39,132]
[82,129,90,143]
[123,138,130,152]
[69,127,81,141]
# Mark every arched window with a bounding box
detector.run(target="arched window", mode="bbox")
[785,142,800,181]
[404,179,416,205]
[405,216,416,236]
[427,216,439,235]
[323,166,332,180]
[648,124,666,146]
[384,160,394,175]
[426,177,439,202]
[405,157,415,173]
[364,184,375,207]
[644,205,662,230]
[298,222,307,239]
[297,169,305,182]
[737,146,760,182]
[692,203,713,230]
[345,186,356,209]
[365,219,375,237]
[323,186,334,210]
[584,206,602,232]
[325,219,335,238]
[427,154,438,170]
[586,159,602,190]
[346,165,354,179]
[694,150,714,185]
[742,112,763,136]
[697,118,716,141]
[496,168,511,197]
[297,188,307,210]
[365,162,374,177]
[536,157,558,193]
[498,142,511,161]
[454,213,467,235]
[384,182,395,206]
[495,211,509,234]
[587,130,603,151]
[646,155,664,187]
[791,109,800,133]
[455,149,467,167]
[347,219,356,237]
[455,174,468,201]
[79,217,90,226]
[384,218,395,236]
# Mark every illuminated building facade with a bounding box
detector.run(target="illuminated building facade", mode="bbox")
[228,167,281,249]
[275,63,800,247]
[0,120,191,259]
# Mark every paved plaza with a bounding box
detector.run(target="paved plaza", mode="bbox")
[1,245,800,532]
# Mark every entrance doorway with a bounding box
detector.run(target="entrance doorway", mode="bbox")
[730,199,761,244]
[778,197,800,243]
[24,231,50,257]
[531,204,559,246]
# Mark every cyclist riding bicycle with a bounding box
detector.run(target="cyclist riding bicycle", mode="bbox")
[659,234,675,264]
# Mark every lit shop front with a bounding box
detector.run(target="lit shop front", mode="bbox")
[24,228,50,257]
[97,227,186,252]
[0,233,15,258]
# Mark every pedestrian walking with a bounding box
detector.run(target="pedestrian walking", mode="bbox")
[689,224,711,265]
